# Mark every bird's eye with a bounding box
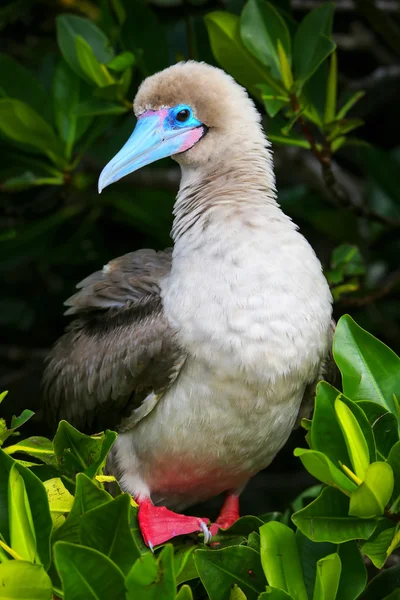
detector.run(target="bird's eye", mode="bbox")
[176,108,190,123]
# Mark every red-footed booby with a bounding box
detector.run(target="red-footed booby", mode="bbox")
[43,61,333,549]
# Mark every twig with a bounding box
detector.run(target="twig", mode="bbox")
[340,268,400,307]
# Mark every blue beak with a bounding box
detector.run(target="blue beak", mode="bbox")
[98,111,203,193]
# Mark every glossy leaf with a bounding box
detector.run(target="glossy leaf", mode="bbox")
[0,99,65,166]
[126,545,175,600]
[349,462,394,518]
[80,493,140,575]
[0,450,52,569]
[107,51,135,71]
[294,448,357,494]
[296,530,335,598]
[277,40,293,90]
[54,541,126,600]
[56,15,114,82]
[0,561,52,599]
[121,0,168,76]
[230,584,247,599]
[194,546,266,600]
[336,541,367,600]
[260,522,307,600]
[75,36,115,88]
[293,3,336,86]
[205,12,283,98]
[53,473,111,545]
[335,396,370,479]
[359,564,400,600]
[52,59,92,159]
[44,477,74,530]
[8,464,37,563]
[240,0,291,81]
[174,545,198,584]
[333,315,400,419]
[336,90,365,120]
[176,585,194,600]
[5,436,56,466]
[258,84,289,117]
[76,99,128,116]
[258,590,293,599]
[292,486,378,543]
[388,441,400,506]
[0,54,51,123]
[311,382,352,466]
[53,421,117,479]
[324,51,337,124]
[312,553,341,600]
[362,521,397,568]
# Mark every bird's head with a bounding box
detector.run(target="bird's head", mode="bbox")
[98,61,263,193]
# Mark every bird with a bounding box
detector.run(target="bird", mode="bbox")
[43,61,333,550]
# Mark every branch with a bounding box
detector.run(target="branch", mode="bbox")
[339,268,400,307]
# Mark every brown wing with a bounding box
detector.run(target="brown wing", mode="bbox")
[43,249,186,434]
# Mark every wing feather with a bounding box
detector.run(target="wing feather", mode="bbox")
[43,249,186,433]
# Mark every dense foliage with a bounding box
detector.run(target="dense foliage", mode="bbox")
[1,315,400,599]
[1,0,400,598]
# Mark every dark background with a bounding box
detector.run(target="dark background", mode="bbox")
[1,0,399,518]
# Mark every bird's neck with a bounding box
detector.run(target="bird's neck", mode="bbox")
[171,140,281,245]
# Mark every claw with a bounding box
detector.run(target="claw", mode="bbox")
[200,520,212,544]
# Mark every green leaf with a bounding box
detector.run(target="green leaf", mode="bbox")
[0,99,65,166]
[53,421,117,479]
[240,0,291,82]
[359,564,400,600]
[126,545,175,600]
[121,0,168,76]
[174,545,198,585]
[54,541,126,600]
[0,450,52,569]
[75,36,115,88]
[292,486,379,543]
[293,3,336,86]
[10,410,34,430]
[76,98,128,116]
[296,530,335,598]
[324,51,337,124]
[0,54,51,124]
[204,11,284,99]
[230,584,247,599]
[80,493,140,575]
[333,315,400,420]
[311,382,353,466]
[0,170,64,191]
[336,541,367,600]
[359,402,399,459]
[293,448,358,494]
[5,436,56,466]
[8,464,37,563]
[312,553,341,600]
[277,40,293,90]
[44,477,74,530]
[259,590,293,599]
[336,91,365,120]
[362,521,397,568]
[52,59,92,159]
[349,462,394,518]
[0,561,52,599]
[176,585,194,600]
[388,441,400,506]
[107,51,135,72]
[258,83,289,117]
[53,473,111,545]
[194,546,266,600]
[56,15,114,82]
[260,522,307,600]
[335,396,370,479]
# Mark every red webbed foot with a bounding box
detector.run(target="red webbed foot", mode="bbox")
[209,493,240,536]
[137,498,211,550]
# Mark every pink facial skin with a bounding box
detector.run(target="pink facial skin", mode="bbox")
[177,127,204,153]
